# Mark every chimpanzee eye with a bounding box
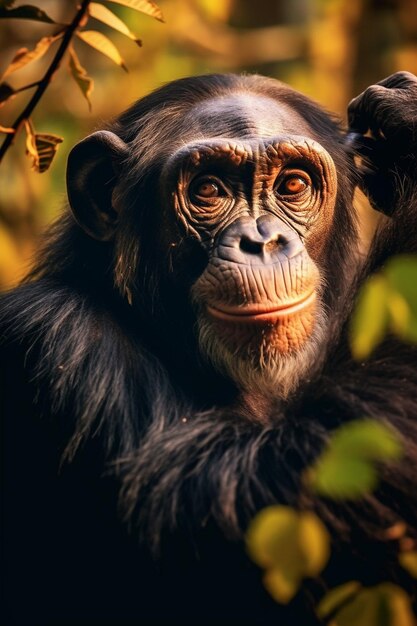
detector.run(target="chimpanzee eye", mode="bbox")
[197,180,219,197]
[189,176,227,202]
[275,171,312,197]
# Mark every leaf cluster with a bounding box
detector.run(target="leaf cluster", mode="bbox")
[246,418,417,624]
[247,506,330,603]
[0,0,163,171]
[350,255,417,360]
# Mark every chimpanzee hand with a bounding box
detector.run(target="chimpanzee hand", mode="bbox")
[347,71,417,215]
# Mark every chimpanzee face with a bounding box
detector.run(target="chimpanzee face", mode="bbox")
[159,94,338,395]
[67,88,340,397]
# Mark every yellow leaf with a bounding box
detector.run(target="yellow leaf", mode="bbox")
[0,124,15,133]
[105,0,164,22]
[333,583,415,626]
[246,506,301,570]
[2,34,61,79]
[25,119,37,159]
[298,511,330,577]
[263,567,300,604]
[77,30,127,71]
[89,3,142,46]
[317,581,362,620]
[68,45,94,111]
[246,506,330,604]
[399,551,417,578]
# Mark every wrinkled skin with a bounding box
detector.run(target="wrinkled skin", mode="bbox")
[161,131,337,395]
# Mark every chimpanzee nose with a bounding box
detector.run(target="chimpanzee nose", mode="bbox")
[217,214,303,264]
[239,214,291,255]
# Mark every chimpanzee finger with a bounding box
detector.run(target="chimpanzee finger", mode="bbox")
[375,71,417,90]
[347,84,393,134]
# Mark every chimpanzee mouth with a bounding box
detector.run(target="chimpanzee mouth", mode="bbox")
[206,290,316,324]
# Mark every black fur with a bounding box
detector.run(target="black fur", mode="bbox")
[1,73,417,625]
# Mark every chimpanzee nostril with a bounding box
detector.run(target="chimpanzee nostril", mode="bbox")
[265,235,288,253]
[217,215,303,263]
[239,233,288,255]
[240,236,264,255]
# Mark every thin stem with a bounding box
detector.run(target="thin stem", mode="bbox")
[0,0,91,164]
[14,80,42,93]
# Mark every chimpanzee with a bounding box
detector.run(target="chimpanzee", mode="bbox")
[1,71,417,626]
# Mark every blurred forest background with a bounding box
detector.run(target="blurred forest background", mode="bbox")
[1,0,417,290]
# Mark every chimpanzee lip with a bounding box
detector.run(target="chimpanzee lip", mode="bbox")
[206,290,316,323]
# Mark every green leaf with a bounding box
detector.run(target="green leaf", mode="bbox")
[0,5,56,23]
[386,255,417,343]
[0,81,15,106]
[399,551,417,578]
[89,3,142,46]
[246,506,330,603]
[308,454,378,499]
[350,273,390,360]
[307,420,403,500]
[77,30,127,71]
[328,420,403,461]
[317,581,362,620]
[332,583,415,626]
[105,0,164,22]
[2,34,61,79]
[68,45,94,111]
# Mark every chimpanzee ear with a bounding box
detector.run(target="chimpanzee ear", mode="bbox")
[66,130,129,241]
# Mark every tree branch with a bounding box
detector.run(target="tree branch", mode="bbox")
[0,0,91,165]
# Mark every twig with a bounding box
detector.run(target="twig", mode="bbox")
[14,81,42,93]
[0,0,91,164]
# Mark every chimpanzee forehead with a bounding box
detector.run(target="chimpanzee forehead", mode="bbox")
[189,93,314,140]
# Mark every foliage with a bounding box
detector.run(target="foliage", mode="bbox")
[350,256,417,360]
[0,0,163,172]
[246,506,330,603]
[306,419,403,499]
[317,583,415,626]
[246,417,417,624]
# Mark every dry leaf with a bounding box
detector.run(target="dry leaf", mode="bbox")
[25,120,63,173]
[77,30,127,71]
[0,5,56,23]
[2,34,62,79]
[89,3,142,46]
[0,124,15,133]
[105,0,164,22]
[68,45,94,111]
